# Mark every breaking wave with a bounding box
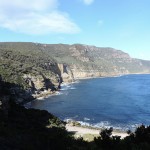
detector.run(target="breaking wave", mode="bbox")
[64,117,141,131]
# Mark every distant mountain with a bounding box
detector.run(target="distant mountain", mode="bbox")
[42,43,150,77]
[0,42,150,102]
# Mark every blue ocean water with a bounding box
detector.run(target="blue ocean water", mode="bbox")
[29,74,150,131]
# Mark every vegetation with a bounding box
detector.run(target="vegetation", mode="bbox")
[94,126,150,150]
[0,101,91,150]
[1,80,150,150]
[0,80,89,150]
[0,42,60,90]
[0,100,150,150]
[1,42,150,149]
[0,42,66,102]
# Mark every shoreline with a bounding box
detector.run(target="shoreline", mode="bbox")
[24,81,74,106]
[75,72,150,80]
[66,123,128,141]
[25,73,149,140]
[32,81,78,101]
[26,73,150,103]
[29,75,120,101]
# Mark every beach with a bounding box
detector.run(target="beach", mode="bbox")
[66,124,128,141]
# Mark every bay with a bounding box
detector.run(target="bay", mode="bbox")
[29,74,150,131]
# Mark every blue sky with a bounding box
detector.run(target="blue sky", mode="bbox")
[0,0,150,60]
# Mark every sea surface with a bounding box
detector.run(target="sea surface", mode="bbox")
[28,74,150,131]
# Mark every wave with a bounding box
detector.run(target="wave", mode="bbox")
[55,91,63,95]
[44,91,63,97]
[64,117,141,131]
[78,121,111,129]
[82,121,141,131]
[70,87,76,90]
[84,117,90,121]
[72,80,80,84]
[60,83,76,91]
[64,116,79,122]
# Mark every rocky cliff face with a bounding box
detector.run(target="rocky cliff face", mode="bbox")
[44,44,150,78]
[0,43,74,102]
[57,63,74,82]
[0,42,150,102]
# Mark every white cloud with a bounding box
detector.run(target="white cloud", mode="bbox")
[0,0,58,12]
[82,0,94,5]
[0,0,80,35]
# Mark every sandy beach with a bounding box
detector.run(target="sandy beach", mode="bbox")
[66,124,128,141]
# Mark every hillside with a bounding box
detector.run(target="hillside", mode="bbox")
[0,42,150,102]
[0,80,150,150]
[0,80,90,150]
[1,42,150,150]
[43,44,150,77]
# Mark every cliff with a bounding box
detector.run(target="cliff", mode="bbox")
[0,42,150,102]
[44,44,150,78]
[0,42,74,102]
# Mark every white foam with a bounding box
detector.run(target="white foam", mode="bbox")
[70,87,76,90]
[55,91,63,95]
[60,82,77,91]
[77,121,112,129]
[66,119,139,131]
[61,82,70,86]
[78,121,91,126]
[72,80,80,84]
[43,91,63,99]
[37,97,45,100]
[84,117,90,121]
[64,116,79,122]
[92,121,110,128]
[64,118,74,123]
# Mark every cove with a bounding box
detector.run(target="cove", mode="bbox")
[29,74,150,131]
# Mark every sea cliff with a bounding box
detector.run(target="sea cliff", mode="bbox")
[0,42,150,103]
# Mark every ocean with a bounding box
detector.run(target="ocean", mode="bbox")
[28,74,150,131]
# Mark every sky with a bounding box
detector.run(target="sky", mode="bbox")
[0,0,150,60]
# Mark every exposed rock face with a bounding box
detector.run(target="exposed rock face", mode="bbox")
[21,63,74,99]
[0,42,150,102]
[57,63,74,82]
[46,44,150,78]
